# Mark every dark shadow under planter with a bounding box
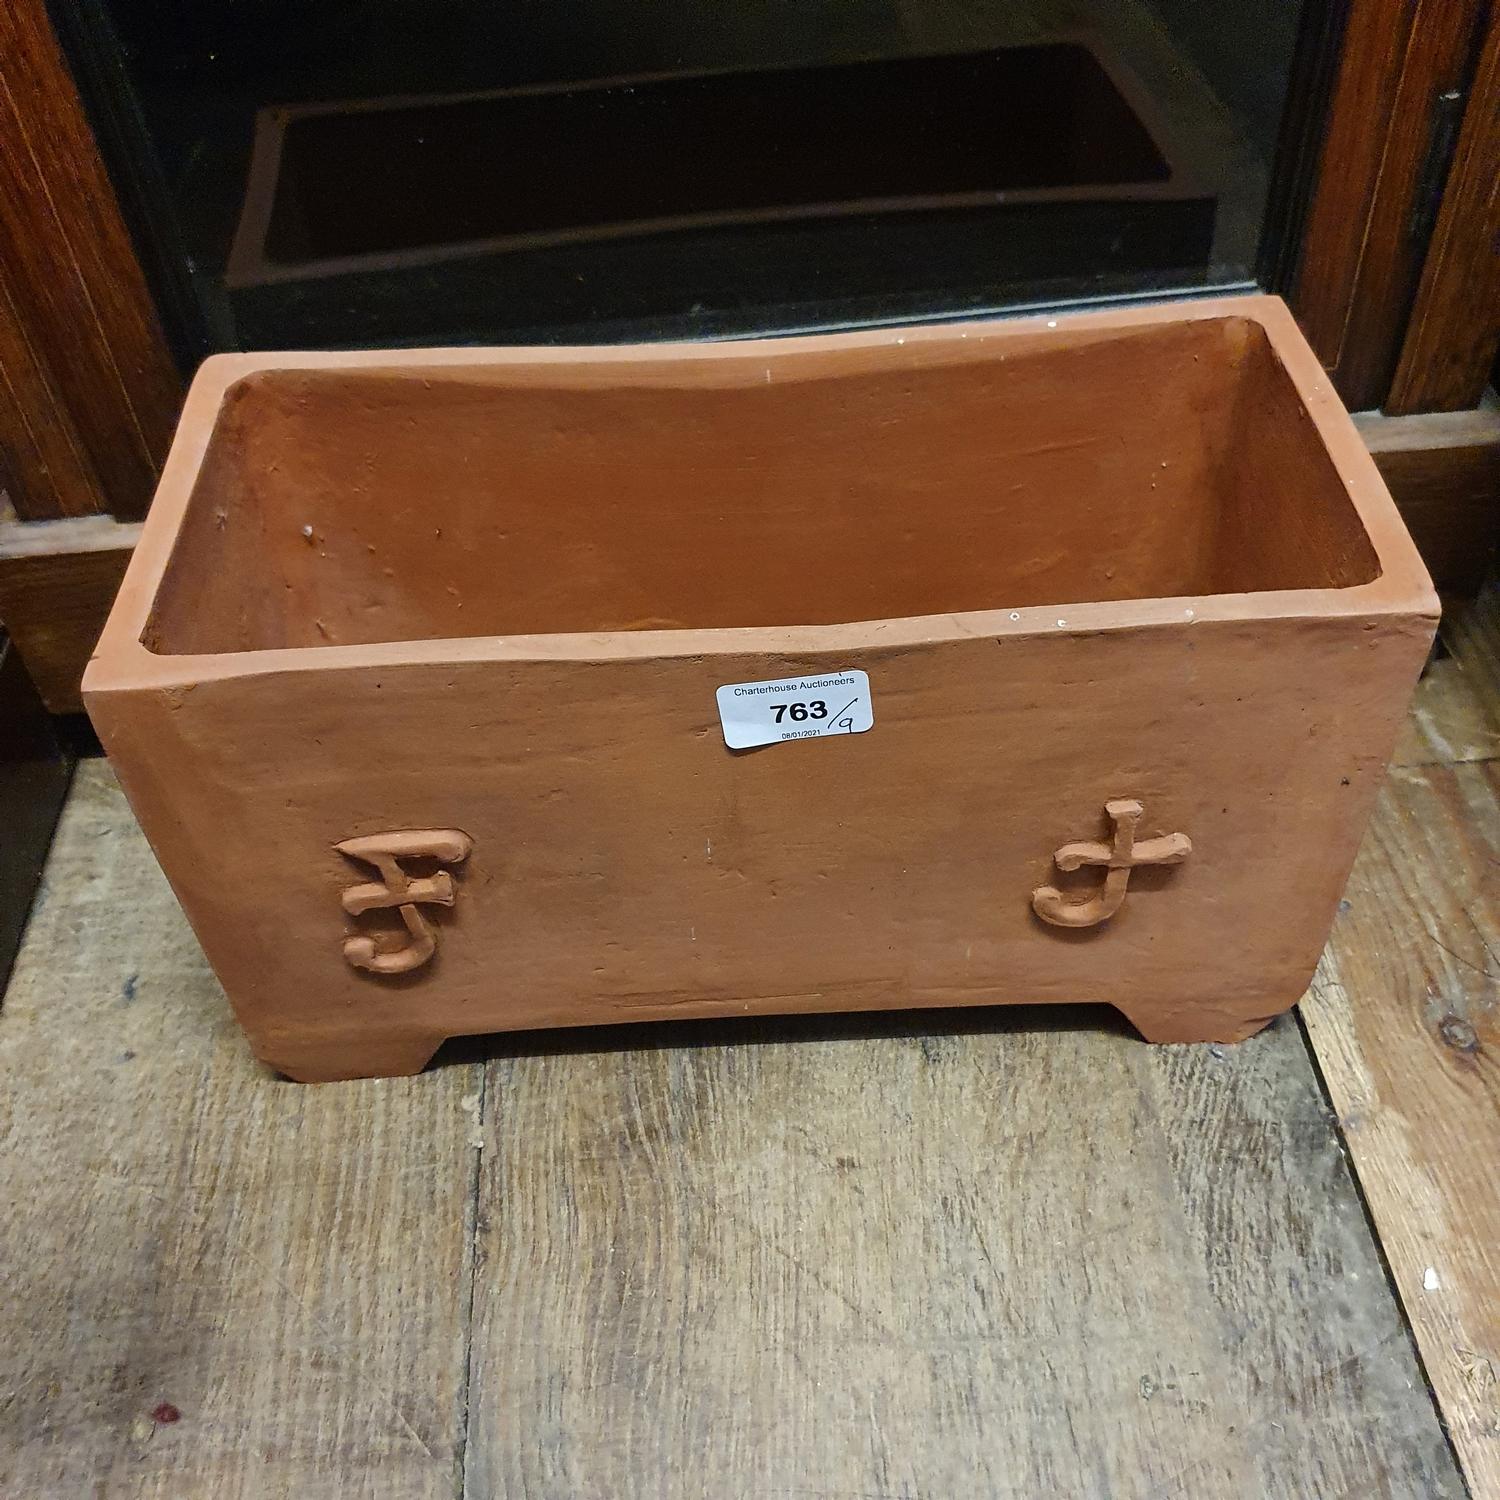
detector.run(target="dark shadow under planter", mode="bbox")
[0,640,71,995]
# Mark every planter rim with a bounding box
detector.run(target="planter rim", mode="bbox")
[86,295,1437,697]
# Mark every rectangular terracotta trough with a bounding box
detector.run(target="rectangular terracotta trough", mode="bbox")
[85,296,1437,1081]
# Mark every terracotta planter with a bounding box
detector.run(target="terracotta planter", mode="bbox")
[85,296,1436,1081]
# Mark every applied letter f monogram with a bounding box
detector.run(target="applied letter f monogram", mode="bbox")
[335,829,473,974]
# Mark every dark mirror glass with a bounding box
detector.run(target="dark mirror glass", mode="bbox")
[61,0,1314,351]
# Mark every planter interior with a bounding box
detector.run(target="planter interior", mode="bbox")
[145,315,1375,657]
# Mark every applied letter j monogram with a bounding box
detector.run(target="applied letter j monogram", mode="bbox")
[335,829,473,974]
[1032,800,1190,929]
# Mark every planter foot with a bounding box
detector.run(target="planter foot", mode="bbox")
[1116,1000,1292,1046]
[255,1030,445,1083]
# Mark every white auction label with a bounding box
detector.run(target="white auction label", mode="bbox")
[715,669,874,749]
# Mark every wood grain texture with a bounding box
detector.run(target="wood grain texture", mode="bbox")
[0,767,483,1499]
[0,266,104,520]
[0,514,141,711]
[0,0,180,520]
[1357,401,1500,596]
[1292,0,1486,410]
[1305,756,1500,1498]
[463,1012,1459,1499]
[1387,8,1500,415]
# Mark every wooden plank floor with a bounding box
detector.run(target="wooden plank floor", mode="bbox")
[1308,589,1500,1498]
[5,599,1500,1497]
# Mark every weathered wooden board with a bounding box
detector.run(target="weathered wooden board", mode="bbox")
[1305,757,1500,1498]
[464,1011,1460,1498]
[0,766,482,1499]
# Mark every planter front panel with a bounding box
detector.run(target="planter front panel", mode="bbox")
[90,611,1427,1077]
